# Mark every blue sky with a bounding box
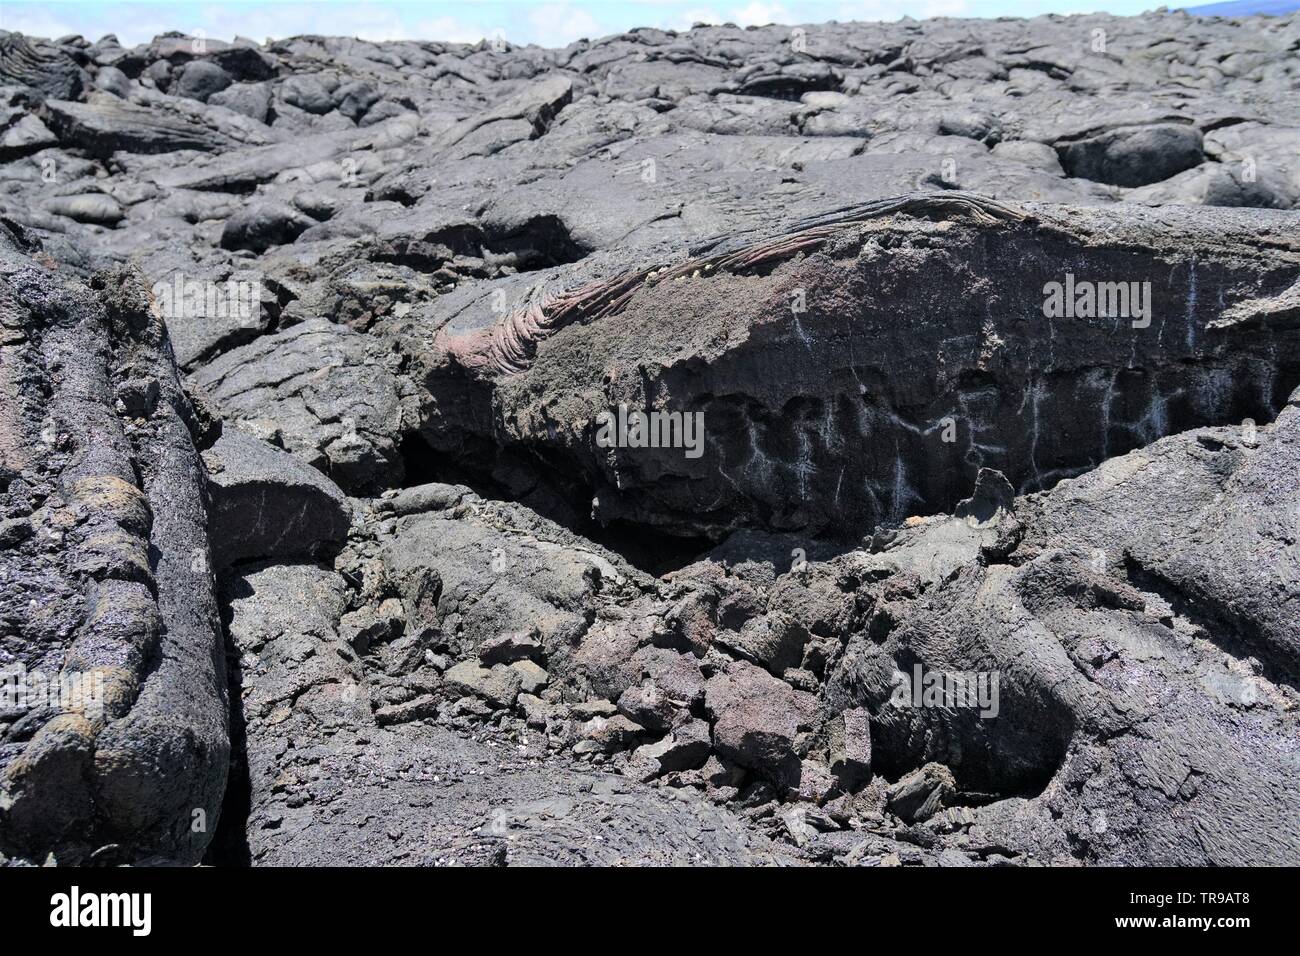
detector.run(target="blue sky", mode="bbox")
[0,1,1291,48]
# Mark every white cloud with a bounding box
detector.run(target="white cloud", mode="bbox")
[835,0,972,22]
[661,7,727,29]
[413,15,493,44]
[1,9,88,41]
[524,3,608,47]
[0,2,494,47]
[730,2,794,26]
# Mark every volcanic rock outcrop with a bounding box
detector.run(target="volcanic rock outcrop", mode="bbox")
[1,10,1297,867]
[414,197,1300,538]
[0,225,227,865]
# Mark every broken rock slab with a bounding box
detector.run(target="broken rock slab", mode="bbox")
[189,318,410,494]
[43,92,274,158]
[412,199,1300,541]
[628,718,712,780]
[706,659,818,788]
[886,763,957,823]
[202,427,350,570]
[827,707,872,790]
[443,660,524,710]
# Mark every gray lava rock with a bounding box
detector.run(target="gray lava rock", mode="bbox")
[335,81,380,122]
[1058,123,1205,187]
[629,719,711,778]
[280,75,334,114]
[174,59,232,102]
[477,631,544,665]
[886,764,957,823]
[706,660,817,788]
[0,247,227,866]
[44,193,124,225]
[188,319,408,493]
[0,114,57,157]
[827,707,872,790]
[509,660,549,695]
[221,555,790,865]
[202,428,350,569]
[576,713,646,754]
[208,82,272,123]
[93,65,131,98]
[0,33,84,98]
[443,661,523,709]
[417,200,1300,540]
[219,201,316,253]
[43,92,272,157]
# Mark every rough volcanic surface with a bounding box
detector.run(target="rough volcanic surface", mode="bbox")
[1,11,1298,867]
